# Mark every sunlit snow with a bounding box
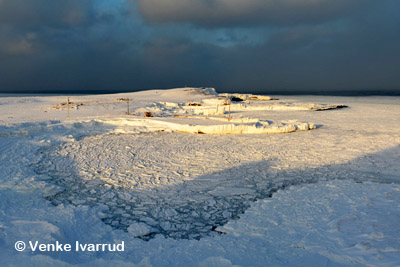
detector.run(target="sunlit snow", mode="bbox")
[0,88,399,266]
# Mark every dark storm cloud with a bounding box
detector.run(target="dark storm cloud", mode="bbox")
[133,0,400,92]
[0,0,399,93]
[0,0,100,28]
[135,0,374,27]
[0,0,116,59]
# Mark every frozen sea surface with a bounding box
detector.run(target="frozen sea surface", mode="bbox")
[0,88,399,266]
[34,132,400,240]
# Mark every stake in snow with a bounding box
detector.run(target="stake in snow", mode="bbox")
[0,87,399,266]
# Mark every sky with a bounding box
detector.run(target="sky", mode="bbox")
[0,0,399,94]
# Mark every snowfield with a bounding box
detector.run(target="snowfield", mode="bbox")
[0,88,399,266]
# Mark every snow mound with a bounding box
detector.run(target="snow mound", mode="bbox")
[153,87,218,100]
[108,117,316,134]
[199,87,218,96]
[201,97,227,106]
[134,99,347,120]
[95,115,316,135]
[0,87,348,125]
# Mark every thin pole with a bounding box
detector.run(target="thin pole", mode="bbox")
[67,97,70,118]
[228,97,231,122]
[127,98,130,115]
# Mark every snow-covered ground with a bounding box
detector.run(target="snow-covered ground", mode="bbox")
[0,88,399,266]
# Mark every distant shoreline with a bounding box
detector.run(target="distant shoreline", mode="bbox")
[258,92,400,96]
[226,90,400,97]
[1,89,400,97]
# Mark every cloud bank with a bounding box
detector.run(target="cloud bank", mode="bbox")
[136,0,373,27]
[0,0,399,93]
